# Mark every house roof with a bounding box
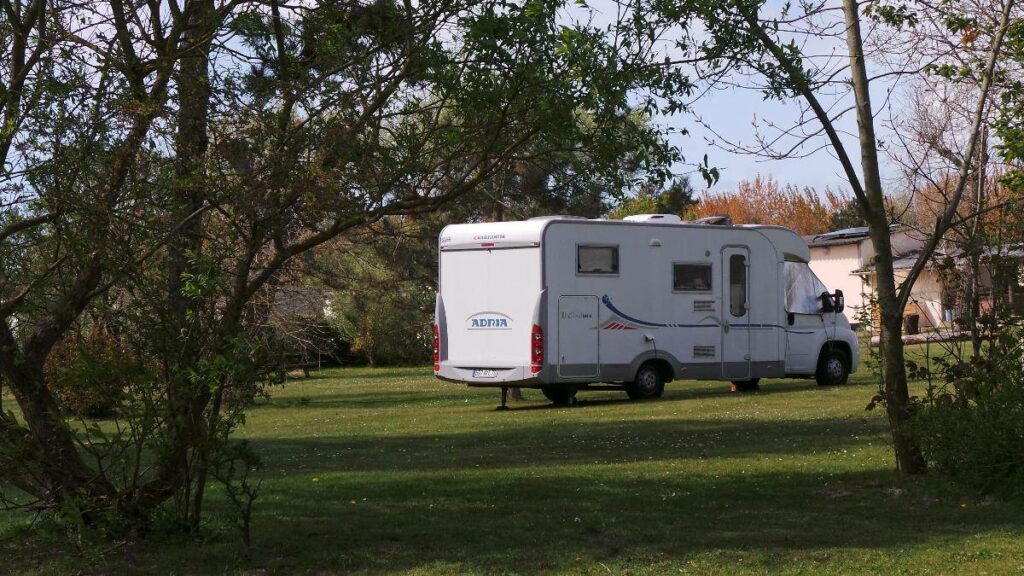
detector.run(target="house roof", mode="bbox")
[806,227,871,247]
[979,244,1024,259]
[851,244,1024,275]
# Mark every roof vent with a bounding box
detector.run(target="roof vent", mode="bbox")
[622,214,683,223]
[694,215,732,226]
[527,215,588,221]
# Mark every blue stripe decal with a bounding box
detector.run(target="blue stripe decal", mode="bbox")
[602,295,816,334]
[601,295,714,328]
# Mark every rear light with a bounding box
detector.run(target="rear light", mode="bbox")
[530,324,543,374]
[432,324,440,372]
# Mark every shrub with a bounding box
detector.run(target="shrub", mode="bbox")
[912,330,1024,496]
[45,330,148,419]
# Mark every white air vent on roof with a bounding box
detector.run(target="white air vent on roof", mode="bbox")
[694,215,732,226]
[622,214,683,223]
[528,215,588,221]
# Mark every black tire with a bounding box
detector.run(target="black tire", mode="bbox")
[541,385,573,406]
[731,378,761,392]
[627,363,665,400]
[816,347,849,386]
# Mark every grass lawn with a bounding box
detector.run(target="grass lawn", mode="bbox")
[2,359,1023,574]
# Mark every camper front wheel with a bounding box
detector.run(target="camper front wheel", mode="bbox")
[627,363,665,400]
[815,347,849,387]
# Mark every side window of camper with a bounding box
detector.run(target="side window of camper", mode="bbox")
[577,245,619,274]
[673,263,712,291]
[729,254,747,317]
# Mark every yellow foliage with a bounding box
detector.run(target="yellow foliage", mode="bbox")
[688,175,848,236]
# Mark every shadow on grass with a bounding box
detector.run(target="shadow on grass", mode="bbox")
[250,416,886,474]
[4,414,1023,574]
[264,388,472,410]
[263,376,876,411]
[240,466,1024,574]
[306,366,431,381]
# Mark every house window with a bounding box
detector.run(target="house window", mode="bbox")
[673,263,712,291]
[577,245,618,274]
[729,254,747,317]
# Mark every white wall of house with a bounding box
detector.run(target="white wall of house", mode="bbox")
[807,229,933,328]
[808,243,871,321]
[890,229,924,255]
[896,267,945,328]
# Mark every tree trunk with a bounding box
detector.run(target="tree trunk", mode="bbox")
[0,331,113,509]
[873,247,927,474]
[965,251,982,356]
[160,0,217,530]
[967,131,988,357]
[842,0,925,474]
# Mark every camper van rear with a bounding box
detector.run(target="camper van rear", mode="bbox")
[436,225,544,383]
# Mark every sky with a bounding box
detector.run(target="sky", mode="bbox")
[673,85,867,194]
[571,0,906,197]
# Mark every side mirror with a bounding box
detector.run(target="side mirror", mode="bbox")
[820,291,835,313]
[833,289,845,313]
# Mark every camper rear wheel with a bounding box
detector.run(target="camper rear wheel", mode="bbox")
[541,386,573,406]
[627,363,665,400]
[816,347,849,387]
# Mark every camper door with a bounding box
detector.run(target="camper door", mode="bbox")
[722,247,751,379]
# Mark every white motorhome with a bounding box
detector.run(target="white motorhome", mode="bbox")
[433,215,858,406]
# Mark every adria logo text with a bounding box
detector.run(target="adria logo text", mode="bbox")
[467,313,512,330]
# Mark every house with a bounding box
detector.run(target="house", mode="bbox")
[806,227,946,330]
[806,224,1024,333]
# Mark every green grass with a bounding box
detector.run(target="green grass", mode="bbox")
[2,360,1023,575]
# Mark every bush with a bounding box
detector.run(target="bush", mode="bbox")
[912,331,1024,496]
[326,286,432,366]
[45,330,148,419]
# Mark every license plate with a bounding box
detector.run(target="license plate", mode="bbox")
[472,369,498,378]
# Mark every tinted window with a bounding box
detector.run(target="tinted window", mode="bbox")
[577,245,618,274]
[729,254,747,317]
[673,264,712,291]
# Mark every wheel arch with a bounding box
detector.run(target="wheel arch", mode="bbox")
[818,340,851,370]
[636,357,675,383]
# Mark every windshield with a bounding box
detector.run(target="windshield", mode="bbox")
[784,261,828,314]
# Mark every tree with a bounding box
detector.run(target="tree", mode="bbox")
[667,0,1017,474]
[313,219,436,367]
[688,175,848,235]
[828,198,867,231]
[310,112,675,368]
[1,0,692,531]
[655,177,698,215]
[607,176,696,219]
[1,0,212,518]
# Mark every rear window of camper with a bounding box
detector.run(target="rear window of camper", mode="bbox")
[673,263,712,291]
[577,245,618,274]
